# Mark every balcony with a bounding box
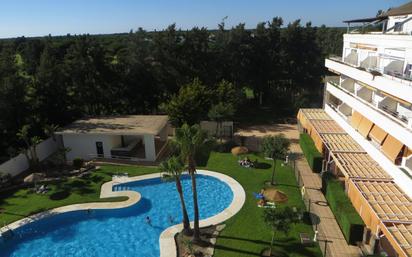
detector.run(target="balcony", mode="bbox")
[325,58,412,104]
[327,80,412,130]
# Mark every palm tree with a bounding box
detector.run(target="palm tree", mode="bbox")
[174,124,207,243]
[262,134,291,185]
[159,156,192,235]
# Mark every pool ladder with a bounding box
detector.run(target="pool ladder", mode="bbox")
[113,186,131,191]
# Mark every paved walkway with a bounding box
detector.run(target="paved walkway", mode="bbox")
[238,123,362,257]
[295,156,361,257]
[287,126,361,257]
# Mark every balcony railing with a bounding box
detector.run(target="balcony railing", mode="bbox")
[328,80,412,129]
[327,56,412,87]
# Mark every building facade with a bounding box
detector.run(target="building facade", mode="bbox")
[299,2,412,257]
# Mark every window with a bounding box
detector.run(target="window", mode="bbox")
[394,22,403,32]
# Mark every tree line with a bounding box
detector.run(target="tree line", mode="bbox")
[0,18,345,160]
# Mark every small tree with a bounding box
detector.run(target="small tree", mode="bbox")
[17,125,42,171]
[165,78,211,127]
[262,134,290,185]
[208,102,234,141]
[44,124,59,141]
[263,207,300,256]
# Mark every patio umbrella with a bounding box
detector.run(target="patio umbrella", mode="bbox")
[263,188,288,203]
[24,173,45,184]
[231,146,248,156]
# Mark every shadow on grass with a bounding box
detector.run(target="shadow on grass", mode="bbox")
[254,162,272,170]
[217,235,271,245]
[214,244,261,256]
[196,140,216,166]
[49,190,71,200]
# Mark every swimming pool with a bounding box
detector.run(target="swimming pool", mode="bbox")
[0,174,234,257]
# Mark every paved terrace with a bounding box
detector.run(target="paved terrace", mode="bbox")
[298,108,412,257]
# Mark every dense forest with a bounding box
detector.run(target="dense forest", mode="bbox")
[0,18,345,160]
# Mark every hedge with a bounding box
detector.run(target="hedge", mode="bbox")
[299,133,323,173]
[324,175,365,245]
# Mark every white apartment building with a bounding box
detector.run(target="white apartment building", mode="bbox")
[299,2,412,257]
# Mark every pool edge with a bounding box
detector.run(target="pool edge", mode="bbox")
[158,170,246,257]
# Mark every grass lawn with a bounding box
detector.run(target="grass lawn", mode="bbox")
[206,152,322,257]
[0,165,157,225]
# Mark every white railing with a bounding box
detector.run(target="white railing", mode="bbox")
[328,81,412,130]
[327,57,412,88]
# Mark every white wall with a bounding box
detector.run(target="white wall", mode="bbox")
[0,137,62,177]
[387,15,412,34]
[62,134,121,161]
[143,135,156,161]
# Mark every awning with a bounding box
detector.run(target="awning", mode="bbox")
[369,125,388,145]
[358,117,374,138]
[343,17,385,23]
[382,134,404,163]
[351,111,363,130]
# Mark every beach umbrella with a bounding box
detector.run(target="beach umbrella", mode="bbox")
[263,188,288,203]
[24,173,45,184]
[231,146,248,156]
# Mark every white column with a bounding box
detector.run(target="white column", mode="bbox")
[143,135,156,161]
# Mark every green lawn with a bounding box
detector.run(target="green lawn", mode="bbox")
[1,153,321,257]
[0,165,157,225]
[206,152,322,257]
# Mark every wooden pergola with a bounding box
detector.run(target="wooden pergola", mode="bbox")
[321,134,365,153]
[382,223,412,257]
[333,152,392,180]
[297,108,412,257]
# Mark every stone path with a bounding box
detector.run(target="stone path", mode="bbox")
[295,156,361,257]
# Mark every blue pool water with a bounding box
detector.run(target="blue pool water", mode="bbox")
[0,174,233,257]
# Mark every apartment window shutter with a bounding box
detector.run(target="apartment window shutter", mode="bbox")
[369,125,388,145]
[381,134,404,163]
[358,118,374,138]
[351,111,363,130]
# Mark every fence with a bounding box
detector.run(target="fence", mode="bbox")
[0,136,62,177]
[291,154,333,257]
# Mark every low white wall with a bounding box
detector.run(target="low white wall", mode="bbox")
[63,134,121,161]
[0,137,62,177]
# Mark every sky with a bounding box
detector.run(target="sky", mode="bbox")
[0,0,408,38]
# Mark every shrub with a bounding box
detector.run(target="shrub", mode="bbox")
[299,134,323,172]
[324,176,365,245]
[0,172,12,188]
[73,158,84,170]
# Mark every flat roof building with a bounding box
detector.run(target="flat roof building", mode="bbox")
[56,115,169,162]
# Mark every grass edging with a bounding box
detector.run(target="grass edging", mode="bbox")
[299,134,323,173]
[323,175,365,245]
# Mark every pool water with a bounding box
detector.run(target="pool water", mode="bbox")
[0,174,233,257]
